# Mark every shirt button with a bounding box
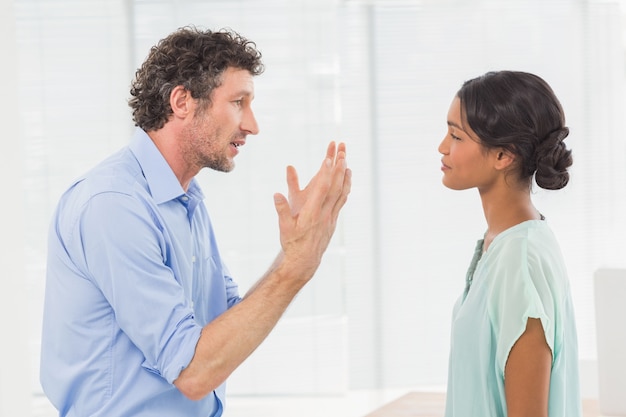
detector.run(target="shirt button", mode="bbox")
[181,196,189,201]
[191,255,196,263]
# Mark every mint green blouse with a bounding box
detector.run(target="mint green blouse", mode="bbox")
[444,220,582,417]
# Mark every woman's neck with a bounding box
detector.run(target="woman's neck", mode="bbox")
[480,186,541,251]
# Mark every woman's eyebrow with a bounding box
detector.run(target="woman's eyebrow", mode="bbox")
[447,120,464,130]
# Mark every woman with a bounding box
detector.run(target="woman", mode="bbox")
[439,71,582,417]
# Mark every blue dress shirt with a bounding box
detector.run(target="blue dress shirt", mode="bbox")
[41,128,241,417]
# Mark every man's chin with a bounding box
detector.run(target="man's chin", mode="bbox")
[207,161,235,173]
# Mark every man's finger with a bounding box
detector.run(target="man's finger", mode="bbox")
[273,192,291,229]
[325,141,337,161]
[336,142,347,162]
[331,167,352,220]
[321,143,349,215]
[286,165,301,201]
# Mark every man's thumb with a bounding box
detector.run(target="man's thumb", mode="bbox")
[273,193,289,216]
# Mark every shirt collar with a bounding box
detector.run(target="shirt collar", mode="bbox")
[129,128,204,204]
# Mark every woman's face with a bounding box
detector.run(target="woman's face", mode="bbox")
[438,96,500,192]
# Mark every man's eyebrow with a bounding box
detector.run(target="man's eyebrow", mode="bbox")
[232,89,254,99]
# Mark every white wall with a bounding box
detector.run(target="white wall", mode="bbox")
[0,0,30,416]
[10,1,626,413]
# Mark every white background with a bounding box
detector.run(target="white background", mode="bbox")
[1,0,625,415]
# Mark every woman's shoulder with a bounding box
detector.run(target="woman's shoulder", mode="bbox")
[482,219,569,291]
[489,220,559,256]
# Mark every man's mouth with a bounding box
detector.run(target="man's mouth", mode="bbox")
[231,139,245,148]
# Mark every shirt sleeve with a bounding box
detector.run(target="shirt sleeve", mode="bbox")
[223,264,242,308]
[487,236,556,378]
[68,189,202,383]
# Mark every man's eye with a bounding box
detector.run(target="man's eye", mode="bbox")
[234,99,243,106]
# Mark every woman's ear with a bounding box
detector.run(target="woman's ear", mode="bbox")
[494,149,515,170]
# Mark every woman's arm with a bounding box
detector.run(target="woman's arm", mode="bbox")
[505,317,552,417]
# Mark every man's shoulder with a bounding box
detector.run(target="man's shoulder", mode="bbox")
[61,146,149,207]
[81,147,145,192]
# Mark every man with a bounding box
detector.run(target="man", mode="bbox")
[40,26,351,417]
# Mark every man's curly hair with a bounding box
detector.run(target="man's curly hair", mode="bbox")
[129,26,264,131]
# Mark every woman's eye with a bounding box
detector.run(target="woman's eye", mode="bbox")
[450,133,461,141]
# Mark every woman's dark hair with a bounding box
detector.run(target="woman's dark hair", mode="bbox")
[129,26,264,131]
[457,71,573,190]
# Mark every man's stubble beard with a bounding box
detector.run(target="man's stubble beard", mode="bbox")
[183,118,235,174]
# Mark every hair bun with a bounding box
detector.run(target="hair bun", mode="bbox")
[535,127,573,190]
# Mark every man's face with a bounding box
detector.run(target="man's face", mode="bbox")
[181,67,259,173]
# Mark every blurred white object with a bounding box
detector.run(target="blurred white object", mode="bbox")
[594,268,626,416]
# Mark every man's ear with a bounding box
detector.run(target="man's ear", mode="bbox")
[494,149,515,171]
[170,85,192,118]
